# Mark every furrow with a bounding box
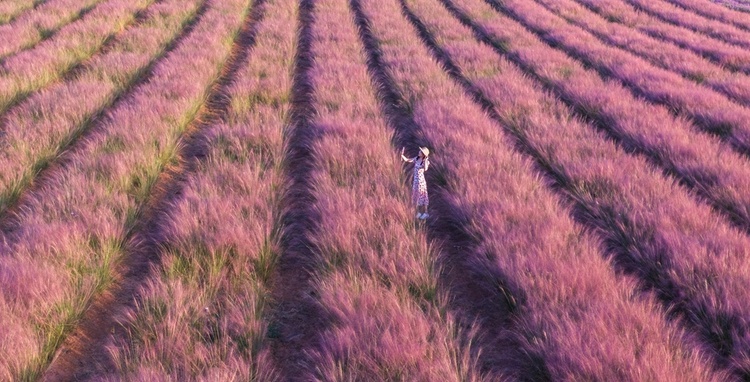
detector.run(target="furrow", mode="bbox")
[534,0,750,106]
[482,0,750,170]
[263,1,331,380]
[623,0,750,50]
[0,2,99,62]
[396,0,723,379]
[0,0,49,26]
[0,0,253,378]
[709,0,750,14]
[350,1,547,379]
[102,0,297,378]
[571,0,750,75]
[273,0,475,379]
[0,0,104,58]
[41,0,266,380]
[435,0,750,248]
[665,0,750,31]
[418,0,750,377]
[0,0,154,118]
[0,0,208,234]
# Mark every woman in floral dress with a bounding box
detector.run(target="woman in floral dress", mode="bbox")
[401,146,430,219]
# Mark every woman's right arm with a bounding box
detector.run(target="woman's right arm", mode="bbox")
[400,148,414,162]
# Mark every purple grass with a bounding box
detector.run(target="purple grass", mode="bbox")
[663,0,750,29]
[1,0,750,377]
[415,0,750,376]
[572,0,750,74]
[357,0,719,379]
[536,0,750,106]
[710,0,750,13]
[254,1,330,379]
[0,0,154,117]
[485,0,750,160]
[439,0,750,245]
[42,0,264,377]
[273,0,473,379]
[623,0,750,49]
[0,0,43,25]
[0,0,251,378]
[0,0,106,58]
[102,0,297,378]
[0,0,203,224]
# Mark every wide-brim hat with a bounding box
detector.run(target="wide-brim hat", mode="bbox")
[419,147,430,157]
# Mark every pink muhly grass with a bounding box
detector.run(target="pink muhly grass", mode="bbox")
[416,0,750,376]
[446,0,750,252]
[0,0,203,219]
[0,0,42,25]
[536,0,750,106]
[0,0,251,378]
[108,275,271,382]
[0,0,154,114]
[361,0,717,379]
[288,0,473,379]
[103,0,296,379]
[667,0,750,31]
[0,0,106,58]
[573,0,750,74]
[487,0,750,159]
[624,0,750,49]
[708,0,750,14]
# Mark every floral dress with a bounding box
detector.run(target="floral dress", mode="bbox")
[411,157,429,206]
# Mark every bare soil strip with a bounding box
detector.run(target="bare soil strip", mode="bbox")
[0,1,209,241]
[349,1,551,380]
[40,1,267,379]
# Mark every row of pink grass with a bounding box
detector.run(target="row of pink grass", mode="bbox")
[0,0,249,378]
[0,0,42,25]
[488,0,750,160]
[624,0,750,49]
[446,0,750,375]
[712,1,750,13]
[459,0,750,242]
[572,0,750,74]
[0,0,105,58]
[0,0,153,116]
[667,0,750,31]
[291,0,471,378]
[0,0,202,219]
[361,0,716,379]
[103,0,296,378]
[103,0,470,377]
[537,0,750,107]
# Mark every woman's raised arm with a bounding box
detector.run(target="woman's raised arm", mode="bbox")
[401,147,414,162]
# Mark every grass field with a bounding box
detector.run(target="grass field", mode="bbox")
[1,0,750,380]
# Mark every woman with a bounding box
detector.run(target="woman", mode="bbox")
[401,146,430,219]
